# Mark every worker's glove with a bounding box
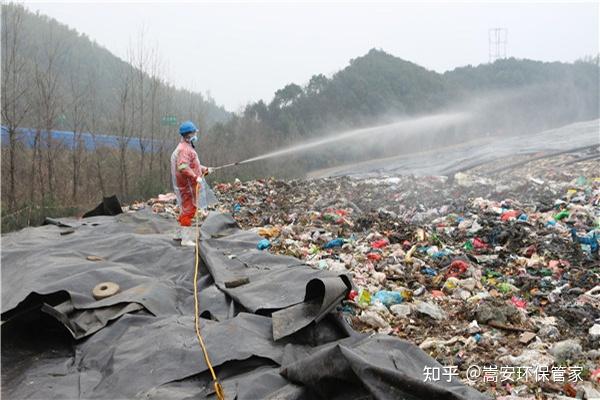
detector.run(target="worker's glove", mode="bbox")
[196,176,203,184]
[207,167,214,175]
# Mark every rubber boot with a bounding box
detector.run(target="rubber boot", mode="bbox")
[180,226,197,247]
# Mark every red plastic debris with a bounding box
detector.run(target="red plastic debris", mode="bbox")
[325,208,348,217]
[347,289,358,301]
[371,239,389,249]
[511,296,527,309]
[214,183,232,192]
[524,245,537,257]
[446,260,469,278]
[431,290,445,298]
[548,259,570,269]
[367,253,382,261]
[501,210,521,221]
[472,238,488,249]
[402,240,412,251]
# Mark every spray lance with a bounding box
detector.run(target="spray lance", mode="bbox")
[207,158,257,172]
[210,161,243,171]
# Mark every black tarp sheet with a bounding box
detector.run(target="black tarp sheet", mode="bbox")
[1,210,490,399]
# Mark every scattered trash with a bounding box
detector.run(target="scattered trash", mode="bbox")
[499,350,554,369]
[549,339,583,363]
[135,158,599,398]
[258,226,280,238]
[518,331,536,345]
[358,310,390,330]
[367,252,382,261]
[501,210,521,221]
[224,276,250,288]
[468,320,481,334]
[592,368,600,384]
[371,239,389,249]
[554,209,570,221]
[372,290,404,307]
[476,301,521,325]
[390,304,412,318]
[323,238,344,249]
[347,289,358,301]
[578,383,600,399]
[570,228,599,253]
[415,301,446,320]
[257,239,271,250]
[446,259,469,278]
[357,288,371,307]
[538,324,560,340]
[589,324,600,340]
[510,296,527,309]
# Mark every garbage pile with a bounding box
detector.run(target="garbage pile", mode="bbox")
[206,156,599,399]
[126,192,179,215]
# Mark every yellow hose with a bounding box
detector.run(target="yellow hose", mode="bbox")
[194,182,225,400]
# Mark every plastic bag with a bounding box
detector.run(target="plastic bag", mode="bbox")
[196,177,218,210]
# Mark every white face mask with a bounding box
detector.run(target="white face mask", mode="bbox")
[189,135,198,143]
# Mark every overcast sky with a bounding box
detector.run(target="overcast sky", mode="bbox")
[22,1,599,112]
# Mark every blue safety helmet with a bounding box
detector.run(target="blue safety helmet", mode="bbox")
[179,121,198,136]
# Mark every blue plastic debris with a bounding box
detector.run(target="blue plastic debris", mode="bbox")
[430,249,452,259]
[418,246,429,254]
[257,239,271,250]
[323,238,344,249]
[341,304,355,315]
[232,203,241,213]
[518,214,528,222]
[421,267,437,276]
[372,290,404,307]
[570,228,599,253]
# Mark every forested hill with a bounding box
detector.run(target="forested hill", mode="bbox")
[205,49,598,179]
[444,57,599,129]
[240,49,598,138]
[4,3,230,134]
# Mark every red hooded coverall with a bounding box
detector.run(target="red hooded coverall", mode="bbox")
[170,139,207,226]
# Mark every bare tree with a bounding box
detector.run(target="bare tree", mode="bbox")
[131,27,151,180]
[1,4,32,210]
[115,62,134,199]
[66,61,90,202]
[148,47,163,174]
[30,124,43,205]
[160,84,176,189]
[86,68,106,197]
[33,22,67,201]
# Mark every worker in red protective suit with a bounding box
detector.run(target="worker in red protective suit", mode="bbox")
[170,121,213,246]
